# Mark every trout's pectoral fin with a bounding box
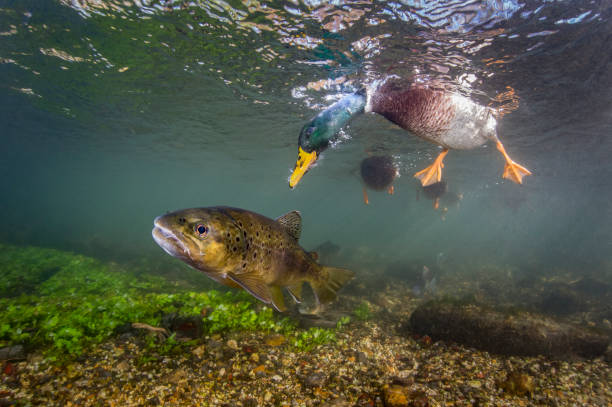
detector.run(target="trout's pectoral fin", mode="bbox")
[226,272,280,311]
[287,283,303,303]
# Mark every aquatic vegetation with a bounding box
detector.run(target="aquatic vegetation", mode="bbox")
[0,244,338,362]
[290,327,337,352]
[353,301,372,321]
[0,244,79,297]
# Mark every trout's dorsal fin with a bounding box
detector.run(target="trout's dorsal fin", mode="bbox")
[276,210,302,241]
[226,272,287,312]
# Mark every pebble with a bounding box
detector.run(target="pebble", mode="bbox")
[192,345,206,358]
[226,339,239,350]
[304,372,326,388]
[264,391,273,402]
[264,334,286,347]
[166,369,186,384]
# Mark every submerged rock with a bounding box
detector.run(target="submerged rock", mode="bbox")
[0,345,25,361]
[161,313,203,339]
[498,371,535,397]
[382,384,429,407]
[407,300,609,359]
[538,286,585,316]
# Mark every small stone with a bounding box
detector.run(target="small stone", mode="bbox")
[226,339,239,350]
[115,361,129,372]
[166,369,187,384]
[499,372,535,396]
[304,372,326,388]
[40,383,54,395]
[264,391,273,402]
[192,345,206,358]
[271,374,282,382]
[147,397,161,406]
[383,384,408,407]
[383,385,429,407]
[264,334,286,347]
[250,353,259,363]
[357,351,368,364]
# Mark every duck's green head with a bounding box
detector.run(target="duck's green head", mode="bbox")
[290,92,366,188]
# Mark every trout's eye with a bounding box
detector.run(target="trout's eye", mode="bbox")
[194,224,208,238]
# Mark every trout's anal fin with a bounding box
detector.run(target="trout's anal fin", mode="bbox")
[269,286,287,312]
[276,211,302,241]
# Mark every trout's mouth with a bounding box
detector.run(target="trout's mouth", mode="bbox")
[152,217,189,260]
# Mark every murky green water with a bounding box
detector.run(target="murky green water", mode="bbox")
[1,0,611,355]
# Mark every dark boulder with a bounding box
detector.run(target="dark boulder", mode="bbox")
[407,300,609,359]
[0,345,25,361]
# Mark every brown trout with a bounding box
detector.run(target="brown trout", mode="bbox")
[152,207,354,312]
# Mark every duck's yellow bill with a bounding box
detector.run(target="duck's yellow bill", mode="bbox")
[289,147,318,188]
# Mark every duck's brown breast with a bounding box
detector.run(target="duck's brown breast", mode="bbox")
[369,82,456,145]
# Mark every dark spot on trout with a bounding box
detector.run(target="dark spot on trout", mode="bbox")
[246,243,250,250]
[236,237,240,242]
[233,247,237,252]
[256,232,259,237]
[178,217,186,224]
[253,252,257,259]
[242,263,246,268]
[243,231,247,237]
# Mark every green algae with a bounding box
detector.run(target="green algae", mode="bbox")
[0,244,337,362]
[353,301,372,321]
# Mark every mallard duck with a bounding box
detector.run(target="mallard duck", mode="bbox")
[289,78,531,188]
[359,155,399,204]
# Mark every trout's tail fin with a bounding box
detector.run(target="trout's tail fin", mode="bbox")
[310,266,354,306]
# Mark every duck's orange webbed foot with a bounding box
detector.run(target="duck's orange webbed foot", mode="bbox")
[363,187,369,205]
[495,141,532,184]
[414,148,448,187]
[387,185,394,195]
